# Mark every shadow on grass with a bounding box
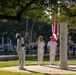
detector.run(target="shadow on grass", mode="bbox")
[42,65,76,73]
[42,65,59,69]
[25,69,50,75]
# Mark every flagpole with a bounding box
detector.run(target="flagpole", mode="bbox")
[58,0,68,69]
[59,22,68,69]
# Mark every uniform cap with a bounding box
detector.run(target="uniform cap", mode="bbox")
[15,33,20,38]
[38,36,43,39]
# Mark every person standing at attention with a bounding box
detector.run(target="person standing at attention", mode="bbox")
[36,36,45,65]
[16,32,28,70]
[47,36,57,65]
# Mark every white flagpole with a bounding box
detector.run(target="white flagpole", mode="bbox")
[58,0,68,69]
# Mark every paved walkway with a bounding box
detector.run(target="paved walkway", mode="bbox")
[0,65,76,74]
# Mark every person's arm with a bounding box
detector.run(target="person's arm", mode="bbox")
[43,42,45,46]
[47,45,50,50]
[24,32,28,39]
[35,39,39,45]
[56,45,57,51]
[47,46,51,51]
[47,42,51,51]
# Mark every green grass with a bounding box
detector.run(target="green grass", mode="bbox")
[0,71,44,75]
[0,58,76,75]
[0,70,76,75]
[0,58,76,68]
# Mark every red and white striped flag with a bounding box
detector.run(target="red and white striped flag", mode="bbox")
[52,23,59,42]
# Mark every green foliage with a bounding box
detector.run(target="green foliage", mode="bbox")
[0,0,27,16]
[70,7,76,17]
[0,0,75,24]
[58,2,76,24]
[50,0,57,4]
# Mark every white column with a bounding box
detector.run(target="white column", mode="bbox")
[2,37,4,48]
[59,22,68,69]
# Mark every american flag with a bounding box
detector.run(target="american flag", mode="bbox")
[52,23,59,42]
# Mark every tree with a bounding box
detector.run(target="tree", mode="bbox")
[0,0,75,22]
[0,0,38,20]
[0,0,51,20]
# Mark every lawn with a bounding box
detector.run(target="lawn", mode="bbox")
[0,58,76,75]
[0,70,76,75]
[0,58,76,68]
